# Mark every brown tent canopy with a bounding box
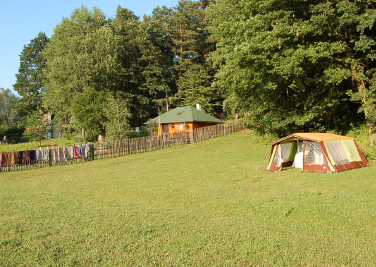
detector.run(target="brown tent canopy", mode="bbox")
[267,133,368,173]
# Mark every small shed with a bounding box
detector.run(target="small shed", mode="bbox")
[267,133,368,173]
[154,106,224,134]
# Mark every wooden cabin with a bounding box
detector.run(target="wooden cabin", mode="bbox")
[154,106,224,134]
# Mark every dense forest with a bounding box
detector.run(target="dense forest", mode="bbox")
[1,0,376,145]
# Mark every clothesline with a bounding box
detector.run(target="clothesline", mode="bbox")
[0,144,93,172]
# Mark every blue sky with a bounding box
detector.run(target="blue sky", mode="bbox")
[0,0,179,93]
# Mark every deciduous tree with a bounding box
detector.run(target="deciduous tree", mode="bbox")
[43,6,122,138]
[207,0,375,140]
[22,110,51,146]
[13,32,49,117]
[0,88,19,128]
[104,91,133,140]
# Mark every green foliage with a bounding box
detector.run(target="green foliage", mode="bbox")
[17,2,223,138]
[104,91,133,141]
[22,111,52,144]
[71,88,108,141]
[137,129,149,137]
[17,0,376,144]
[125,129,150,139]
[180,65,221,115]
[114,6,172,126]
[0,117,4,136]
[0,88,19,128]
[13,32,49,117]
[346,123,376,160]
[171,0,219,110]
[145,119,158,136]
[148,6,178,112]
[43,6,122,134]
[3,126,25,144]
[244,128,279,146]
[207,0,375,137]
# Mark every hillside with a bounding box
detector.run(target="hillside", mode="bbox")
[1,131,376,266]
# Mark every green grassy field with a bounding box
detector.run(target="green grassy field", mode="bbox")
[1,131,376,266]
[0,137,77,152]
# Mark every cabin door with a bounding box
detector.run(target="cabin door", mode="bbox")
[162,124,169,133]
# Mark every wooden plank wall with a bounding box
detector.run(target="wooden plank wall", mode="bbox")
[0,120,245,173]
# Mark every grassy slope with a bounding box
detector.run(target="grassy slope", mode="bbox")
[0,138,77,152]
[1,131,376,266]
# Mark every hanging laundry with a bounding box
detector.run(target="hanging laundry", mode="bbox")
[14,151,20,164]
[18,151,24,164]
[64,146,74,160]
[59,147,65,161]
[37,149,49,161]
[81,144,91,160]
[53,147,59,162]
[53,147,64,162]
[0,152,14,167]
[22,150,30,165]
[37,150,43,161]
[43,149,49,161]
[29,150,37,164]
[75,145,82,159]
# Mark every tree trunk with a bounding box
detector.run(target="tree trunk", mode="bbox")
[180,22,183,79]
[179,22,183,104]
[82,128,85,143]
[166,92,169,112]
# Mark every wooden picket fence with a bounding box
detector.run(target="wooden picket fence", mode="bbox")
[0,120,245,172]
[93,120,245,159]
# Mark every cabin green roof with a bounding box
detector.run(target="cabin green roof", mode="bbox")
[153,106,224,124]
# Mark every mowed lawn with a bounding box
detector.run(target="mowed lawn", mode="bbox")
[1,131,376,266]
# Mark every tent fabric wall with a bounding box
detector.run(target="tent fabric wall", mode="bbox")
[267,133,368,173]
[304,141,326,165]
[340,139,362,162]
[267,142,298,171]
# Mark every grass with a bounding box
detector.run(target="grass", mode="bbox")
[0,137,77,152]
[1,130,376,266]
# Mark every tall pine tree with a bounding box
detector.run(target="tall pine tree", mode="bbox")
[171,0,220,114]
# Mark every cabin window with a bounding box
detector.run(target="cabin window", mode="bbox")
[179,124,184,130]
[304,142,326,165]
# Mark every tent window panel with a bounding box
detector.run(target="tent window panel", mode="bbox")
[280,143,293,161]
[273,145,281,166]
[341,139,362,162]
[304,142,326,165]
[325,141,349,165]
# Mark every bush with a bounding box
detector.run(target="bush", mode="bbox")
[0,125,6,138]
[137,129,149,137]
[3,126,26,144]
[124,129,150,139]
[346,123,376,162]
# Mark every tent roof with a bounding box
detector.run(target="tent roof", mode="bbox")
[272,133,354,144]
[152,106,224,124]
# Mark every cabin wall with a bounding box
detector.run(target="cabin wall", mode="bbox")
[192,122,219,130]
[162,122,218,134]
